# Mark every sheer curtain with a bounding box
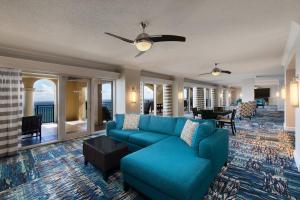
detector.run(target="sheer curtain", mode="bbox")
[0,68,22,157]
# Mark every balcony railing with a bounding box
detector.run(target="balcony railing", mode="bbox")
[34,104,54,123]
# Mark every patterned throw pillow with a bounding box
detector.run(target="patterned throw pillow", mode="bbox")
[180,119,199,146]
[122,114,140,130]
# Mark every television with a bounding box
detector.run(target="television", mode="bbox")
[254,88,270,101]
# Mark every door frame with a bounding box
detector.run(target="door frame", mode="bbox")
[58,75,91,140]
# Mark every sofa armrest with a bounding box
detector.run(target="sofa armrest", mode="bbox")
[198,128,229,174]
[106,121,116,136]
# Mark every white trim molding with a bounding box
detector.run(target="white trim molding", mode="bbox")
[184,82,216,89]
[294,150,300,172]
[283,124,295,132]
[141,76,173,85]
[0,55,120,80]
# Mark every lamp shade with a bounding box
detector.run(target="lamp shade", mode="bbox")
[212,71,221,76]
[130,87,137,103]
[290,80,299,107]
[178,91,183,100]
[135,40,152,51]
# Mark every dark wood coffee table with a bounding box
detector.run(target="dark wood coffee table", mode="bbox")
[83,136,128,181]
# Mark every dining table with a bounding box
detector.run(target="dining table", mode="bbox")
[195,109,232,120]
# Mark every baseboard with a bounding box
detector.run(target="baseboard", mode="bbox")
[294,150,300,172]
[284,124,295,132]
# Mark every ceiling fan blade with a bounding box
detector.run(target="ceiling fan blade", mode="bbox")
[221,70,231,74]
[198,72,211,76]
[135,51,146,58]
[148,35,186,42]
[104,32,134,43]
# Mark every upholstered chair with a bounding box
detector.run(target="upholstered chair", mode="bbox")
[239,103,253,119]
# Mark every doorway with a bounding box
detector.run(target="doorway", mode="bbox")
[64,78,90,138]
[94,80,114,132]
[21,73,58,147]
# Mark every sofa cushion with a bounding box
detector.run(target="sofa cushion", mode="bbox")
[139,115,151,130]
[128,131,169,147]
[115,114,124,129]
[109,129,139,141]
[147,116,177,135]
[121,136,212,200]
[180,119,199,146]
[123,114,140,130]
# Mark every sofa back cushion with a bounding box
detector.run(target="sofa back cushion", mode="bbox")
[147,115,177,135]
[115,114,125,129]
[139,115,151,130]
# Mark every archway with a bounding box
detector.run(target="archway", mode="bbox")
[33,79,56,123]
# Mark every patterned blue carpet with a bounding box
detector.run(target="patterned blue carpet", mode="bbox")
[0,109,300,199]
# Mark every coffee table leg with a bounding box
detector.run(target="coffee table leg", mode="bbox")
[102,171,108,181]
[84,158,88,165]
[123,181,130,192]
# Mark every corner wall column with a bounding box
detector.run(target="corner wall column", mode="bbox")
[241,78,255,102]
[172,77,184,116]
[23,87,35,116]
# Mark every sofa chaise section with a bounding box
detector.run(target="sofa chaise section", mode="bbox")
[121,136,214,200]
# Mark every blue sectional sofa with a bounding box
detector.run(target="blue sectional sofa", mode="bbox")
[106,114,229,200]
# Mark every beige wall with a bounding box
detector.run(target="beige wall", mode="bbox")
[241,78,255,102]
[230,87,241,103]
[172,77,184,116]
[156,85,163,104]
[65,81,87,121]
[285,55,296,129]
[116,68,141,114]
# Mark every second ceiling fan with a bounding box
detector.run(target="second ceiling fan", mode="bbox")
[105,22,186,57]
[199,63,232,76]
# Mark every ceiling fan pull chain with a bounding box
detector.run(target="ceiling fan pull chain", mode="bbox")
[141,22,147,32]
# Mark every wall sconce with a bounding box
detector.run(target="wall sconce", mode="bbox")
[276,91,280,97]
[178,91,183,100]
[281,88,286,100]
[228,93,231,98]
[240,93,243,98]
[130,87,137,103]
[290,78,299,107]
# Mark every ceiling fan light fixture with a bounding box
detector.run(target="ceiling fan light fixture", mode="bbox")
[212,71,221,76]
[135,40,152,51]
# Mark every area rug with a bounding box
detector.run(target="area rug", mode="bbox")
[0,109,299,199]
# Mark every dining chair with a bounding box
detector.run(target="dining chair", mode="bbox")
[218,109,237,135]
[192,107,199,118]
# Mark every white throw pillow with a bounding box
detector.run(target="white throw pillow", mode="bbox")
[122,114,140,130]
[180,119,199,146]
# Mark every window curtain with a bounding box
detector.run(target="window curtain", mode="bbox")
[0,68,22,157]
[163,84,172,116]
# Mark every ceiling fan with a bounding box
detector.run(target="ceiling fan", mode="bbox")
[105,22,186,57]
[198,63,232,76]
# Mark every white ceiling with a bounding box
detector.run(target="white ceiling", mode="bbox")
[0,0,299,86]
